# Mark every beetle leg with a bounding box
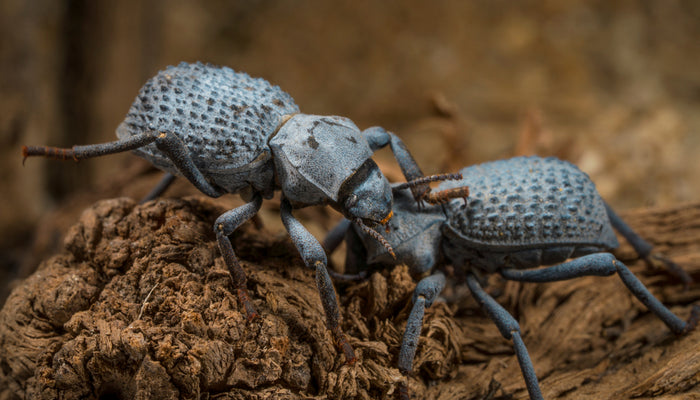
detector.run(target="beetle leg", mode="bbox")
[387,133,431,202]
[500,253,698,335]
[140,172,177,203]
[214,194,264,320]
[645,254,692,289]
[22,131,160,163]
[152,131,223,198]
[280,198,356,364]
[397,272,446,400]
[465,273,544,400]
[363,127,430,201]
[614,258,698,334]
[604,201,692,287]
[363,127,468,206]
[340,220,373,281]
[322,218,368,281]
[322,218,352,254]
[23,131,224,198]
[500,255,617,282]
[327,270,368,282]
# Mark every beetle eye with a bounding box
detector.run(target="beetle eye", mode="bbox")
[345,194,358,209]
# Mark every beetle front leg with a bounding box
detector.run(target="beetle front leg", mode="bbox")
[215,194,264,320]
[465,273,544,400]
[280,198,356,364]
[322,219,370,282]
[321,218,352,255]
[397,272,446,400]
[363,127,468,206]
[363,127,424,185]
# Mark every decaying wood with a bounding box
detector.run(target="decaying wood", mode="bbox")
[0,198,698,399]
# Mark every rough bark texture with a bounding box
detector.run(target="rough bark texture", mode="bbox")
[1,197,698,399]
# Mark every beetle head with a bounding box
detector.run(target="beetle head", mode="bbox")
[338,159,393,228]
[338,159,396,258]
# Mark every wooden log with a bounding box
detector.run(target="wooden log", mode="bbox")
[0,198,697,399]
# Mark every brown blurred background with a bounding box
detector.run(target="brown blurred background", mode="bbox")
[1,1,699,300]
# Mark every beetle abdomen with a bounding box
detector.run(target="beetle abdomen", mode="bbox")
[442,233,609,272]
[440,156,618,252]
[117,62,299,175]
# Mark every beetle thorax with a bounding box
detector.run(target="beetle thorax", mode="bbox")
[269,114,374,206]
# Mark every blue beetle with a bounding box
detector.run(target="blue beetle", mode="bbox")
[325,156,698,399]
[22,62,469,364]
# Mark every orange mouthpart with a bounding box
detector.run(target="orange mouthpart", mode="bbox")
[380,210,393,226]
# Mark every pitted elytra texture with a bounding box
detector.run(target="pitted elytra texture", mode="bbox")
[441,157,615,247]
[117,62,299,172]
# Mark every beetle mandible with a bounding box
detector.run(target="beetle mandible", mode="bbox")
[22,61,469,363]
[324,155,698,399]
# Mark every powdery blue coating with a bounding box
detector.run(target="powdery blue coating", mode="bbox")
[270,114,374,204]
[116,62,299,175]
[337,156,690,400]
[438,157,618,271]
[357,187,444,273]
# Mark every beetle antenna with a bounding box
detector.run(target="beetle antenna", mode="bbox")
[423,186,470,205]
[354,218,396,259]
[393,173,469,205]
[393,172,463,191]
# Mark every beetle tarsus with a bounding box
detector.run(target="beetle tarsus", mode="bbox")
[22,145,78,164]
[683,304,700,334]
[237,288,259,321]
[332,327,357,364]
[397,381,409,400]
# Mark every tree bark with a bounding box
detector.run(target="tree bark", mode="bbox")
[0,198,698,399]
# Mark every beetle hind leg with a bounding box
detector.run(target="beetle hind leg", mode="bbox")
[605,201,693,287]
[614,258,698,334]
[500,253,697,335]
[465,273,544,400]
